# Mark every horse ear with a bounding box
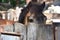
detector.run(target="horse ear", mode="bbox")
[38,2,45,11]
[43,2,45,5]
[41,2,45,8]
[26,1,32,8]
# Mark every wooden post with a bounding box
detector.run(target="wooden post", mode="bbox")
[53,23,56,40]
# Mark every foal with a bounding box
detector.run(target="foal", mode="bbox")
[19,2,47,25]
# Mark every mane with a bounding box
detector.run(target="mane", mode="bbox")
[19,2,47,24]
[18,1,32,24]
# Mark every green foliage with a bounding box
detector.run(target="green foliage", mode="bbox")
[0,0,9,3]
[20,0,26,6]
[10,0,16,7]
[10,0,26,7]
[0,0,26,7]
[3,0,9,3]
[0,0,2,2]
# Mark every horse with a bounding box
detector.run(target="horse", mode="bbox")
[19,2,47,25]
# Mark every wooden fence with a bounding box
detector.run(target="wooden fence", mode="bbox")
[0,22,60,40]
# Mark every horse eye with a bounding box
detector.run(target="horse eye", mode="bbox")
[29,19,33,22]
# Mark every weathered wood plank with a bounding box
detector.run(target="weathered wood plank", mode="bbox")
[27,23,53,40]
[37,24,53,40]
[27,23,38,40]
[4,25,13,32]
[2,23,26,40]
[54,23,60,40]
[14,23,26,40]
